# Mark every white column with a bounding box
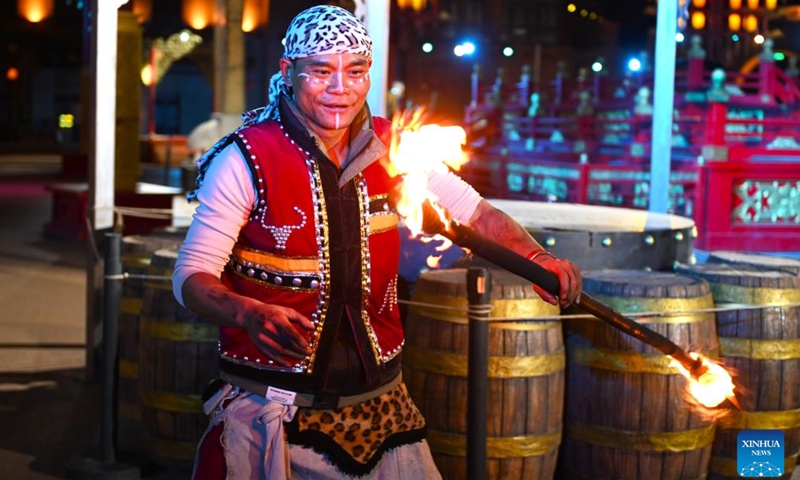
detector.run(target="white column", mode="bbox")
[92,0,129,229]
[649,0,678,214]
[362,0,390,117]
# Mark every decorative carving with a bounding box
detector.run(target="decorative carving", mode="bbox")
[732,180,800,224]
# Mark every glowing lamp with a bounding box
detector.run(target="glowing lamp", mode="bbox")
[591,61,603,72]
[6,67,19,81]
[183,0,214,30]
[691,12,706,30]
[676,32,685,42]
[132,0,152,24]
[730,0,742,9]
[692,0,706,8]
[754,34,765,44]
[397,0,427,12]
[242,0,269,33]
[628,58,642,72]
[744,14,758,32]
[765,0,777,9]
[17,0,54,23]
[567,3,576,12]
[422,42,433,53]
[728,14,741,31]
[747,0,759,9]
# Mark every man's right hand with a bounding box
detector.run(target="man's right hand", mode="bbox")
[180,273,317,368]
[239,301,316,367]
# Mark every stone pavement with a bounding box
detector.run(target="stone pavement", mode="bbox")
[0,155,187,480]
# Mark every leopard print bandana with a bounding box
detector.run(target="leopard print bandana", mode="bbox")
[260,5,372,123]
[285,383,428,477]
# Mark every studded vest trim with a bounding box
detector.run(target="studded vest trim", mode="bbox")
[217,108,403,390]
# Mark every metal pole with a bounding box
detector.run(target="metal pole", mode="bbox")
[467,267,491,480]
[101,232,122,463]
[649,0,678,213]
[66,233,139,479]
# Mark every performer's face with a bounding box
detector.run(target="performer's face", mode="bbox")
[280,53,371,136]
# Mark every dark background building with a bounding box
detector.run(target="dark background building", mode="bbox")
[2,0,797,155]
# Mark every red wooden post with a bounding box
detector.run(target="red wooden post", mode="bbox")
[691,159,708,250]
[576,158,590,204]
[706,102,726,146]
[687,57,704,90]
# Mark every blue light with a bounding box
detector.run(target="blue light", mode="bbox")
[676,32,685,42]
[628,58,642,72]
[732,34,740,42]
[422,42,433,53]
[454,41,476,57]
[592,61,603,73]
[503,47,514,57]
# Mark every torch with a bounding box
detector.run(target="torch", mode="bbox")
[423,204,702,371]
[420,203,740,408]
[388,108,736,408]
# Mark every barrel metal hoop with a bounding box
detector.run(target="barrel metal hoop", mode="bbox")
[139,388,204,414]
[565,422,715,452]
[140,317,219,342]
[717,407,800,430]
[403,345,565,378]
[720,337,800,360]
[568,346,720,375]
[427,429,562,458]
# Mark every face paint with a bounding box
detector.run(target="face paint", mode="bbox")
[335,113,341,130]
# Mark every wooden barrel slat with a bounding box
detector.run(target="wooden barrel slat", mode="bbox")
[677,263,800,480]
[138,248,219,471]
[560,270,718,480]
[403,268,563,480]
[708,251,800,276]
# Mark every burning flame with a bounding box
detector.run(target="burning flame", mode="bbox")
[387,108,469,236]
[420,235,453,269]
[670,352,737,408]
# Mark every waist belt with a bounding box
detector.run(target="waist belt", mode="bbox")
[220,371,403,409]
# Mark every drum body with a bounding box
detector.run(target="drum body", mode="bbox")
[138,248,219,470]
[677,263,800,480]
[560,270,718,480]
[404,268,564,480]
[118,234,183,454]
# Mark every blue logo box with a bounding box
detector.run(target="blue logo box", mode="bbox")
[737,429,784,477]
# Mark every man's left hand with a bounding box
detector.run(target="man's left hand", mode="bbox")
[530,253,582,308]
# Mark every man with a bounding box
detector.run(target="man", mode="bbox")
[174,5,582,479]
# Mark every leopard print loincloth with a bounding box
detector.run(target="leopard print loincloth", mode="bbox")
[284,382,427,477]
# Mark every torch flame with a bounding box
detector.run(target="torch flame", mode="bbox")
[387,108,469,236]
[670,352,737,408]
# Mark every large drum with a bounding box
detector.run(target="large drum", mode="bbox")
[559,270,718,480]
[487,200,696,271]
[138,248,219,470]
[676,263,800,480]
[403,268,564,480]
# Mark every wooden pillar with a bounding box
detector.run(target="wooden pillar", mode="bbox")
[115,10,142,191]
[214,0,245,115]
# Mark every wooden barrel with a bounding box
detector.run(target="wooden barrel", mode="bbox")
[138,248,219,470]
[560,270,718,480]
[403,268,564,480]
[117,234,183,454]
[707,251,800,276]
[676,263,800,480]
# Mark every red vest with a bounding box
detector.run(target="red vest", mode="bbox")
[218,117,403,382]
